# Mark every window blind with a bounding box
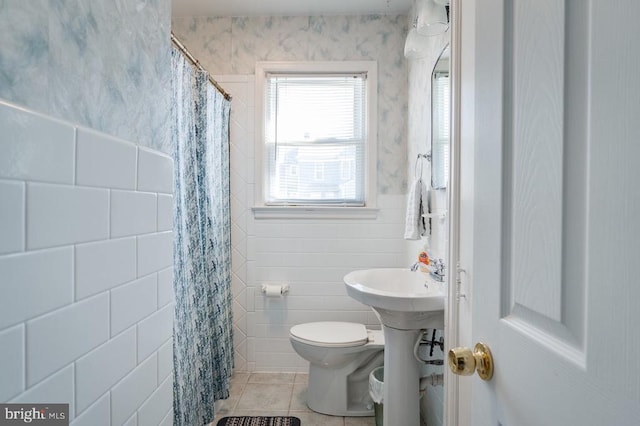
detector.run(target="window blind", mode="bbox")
[432,72,450,189]
[264,74,367,205]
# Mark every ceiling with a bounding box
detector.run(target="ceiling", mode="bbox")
[172,0,413,17]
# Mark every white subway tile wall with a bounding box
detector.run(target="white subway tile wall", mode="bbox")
[217,76,407,373]
[76,128,138,190]
[26,293,110,386]
[75,328,137,413]
[137,231,173,278]
[156,194,174,232]
[0,180,24,254]
[122,414,138,426]
[157,339,174,383]
[71,393,111,426]
[110,190,158,238]
[110,354,158,426]
[26,183,110,249]
[137,376,173,426]
[137,148,174,194]
[0,325,24,401]
[75,237,137,300]
[0,247,73,329]
[11,366,75,420]
[0,100,174,425]
[110,275,159,337]
[159,410,173,426]
[136,304,173,363]
[0,105,76,184]
[156,267,174,308]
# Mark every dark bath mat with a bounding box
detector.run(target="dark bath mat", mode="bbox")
[216,416,301,426]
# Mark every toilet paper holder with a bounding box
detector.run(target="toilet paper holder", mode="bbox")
[261,284,290,296]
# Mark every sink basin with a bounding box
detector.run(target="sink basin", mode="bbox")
[344,268,445,329]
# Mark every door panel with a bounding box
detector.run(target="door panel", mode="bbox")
[502,0,586,359]
[507,0,565,324]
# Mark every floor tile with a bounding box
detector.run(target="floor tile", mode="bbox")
[247,372,296,384]
[215,380,244,415]
[289,383,311,412]
[230,372,250,384]
[214,399,235,417]
[236,383,293,411]
[293,411,345,426]
[228,409,290,417]
[344,416,376,425]
[294,373,308,384]
[212,370,379,426]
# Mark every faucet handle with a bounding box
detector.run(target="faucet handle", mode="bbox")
[430,258,444,270]
[428,259,446,282]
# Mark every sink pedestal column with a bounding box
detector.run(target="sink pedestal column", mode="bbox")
[382,326,422,426]
[343,269,445,425]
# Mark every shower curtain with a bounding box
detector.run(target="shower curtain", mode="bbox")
[171,47,233,426]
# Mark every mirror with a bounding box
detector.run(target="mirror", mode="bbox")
[431,44,450,189]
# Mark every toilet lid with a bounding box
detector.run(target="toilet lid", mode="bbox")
[290,322,369,347]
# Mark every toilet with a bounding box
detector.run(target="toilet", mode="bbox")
[289,321,384,416]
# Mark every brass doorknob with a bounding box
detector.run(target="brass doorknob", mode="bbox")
[448,342,494,381]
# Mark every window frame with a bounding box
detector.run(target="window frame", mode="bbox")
[253,61,378,219]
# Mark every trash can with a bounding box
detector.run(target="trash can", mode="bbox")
[369,366,384,426]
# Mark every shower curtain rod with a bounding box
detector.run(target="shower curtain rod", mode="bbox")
[171,31,232,101]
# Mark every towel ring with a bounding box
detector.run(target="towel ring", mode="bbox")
[415,152,432,177]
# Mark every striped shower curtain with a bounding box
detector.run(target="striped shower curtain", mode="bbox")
[171,47,233,426]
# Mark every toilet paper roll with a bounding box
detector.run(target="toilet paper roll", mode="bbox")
[262,284,284,297]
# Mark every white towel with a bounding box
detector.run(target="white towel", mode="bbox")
[404,178,429,240]
[424,188,433,242]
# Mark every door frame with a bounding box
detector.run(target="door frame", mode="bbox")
[445,0,475,424]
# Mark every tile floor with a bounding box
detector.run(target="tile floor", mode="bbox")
[209,372,376,426]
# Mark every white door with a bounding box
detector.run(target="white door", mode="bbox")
[463,1,640,425]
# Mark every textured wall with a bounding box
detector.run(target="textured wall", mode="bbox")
[0,0,172,154]
[0,100,174,425]
[172,14,409,194]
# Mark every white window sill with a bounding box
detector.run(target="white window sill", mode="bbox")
[252,205,379,220]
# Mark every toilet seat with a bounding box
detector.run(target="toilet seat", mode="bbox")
[290,322,369,348]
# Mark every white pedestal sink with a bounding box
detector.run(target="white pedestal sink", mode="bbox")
[344,268,445,426]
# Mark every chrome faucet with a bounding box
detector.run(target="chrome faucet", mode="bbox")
[429,258,446,282]
[411,257,446,281]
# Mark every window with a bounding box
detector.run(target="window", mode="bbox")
[254,62,377,218]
